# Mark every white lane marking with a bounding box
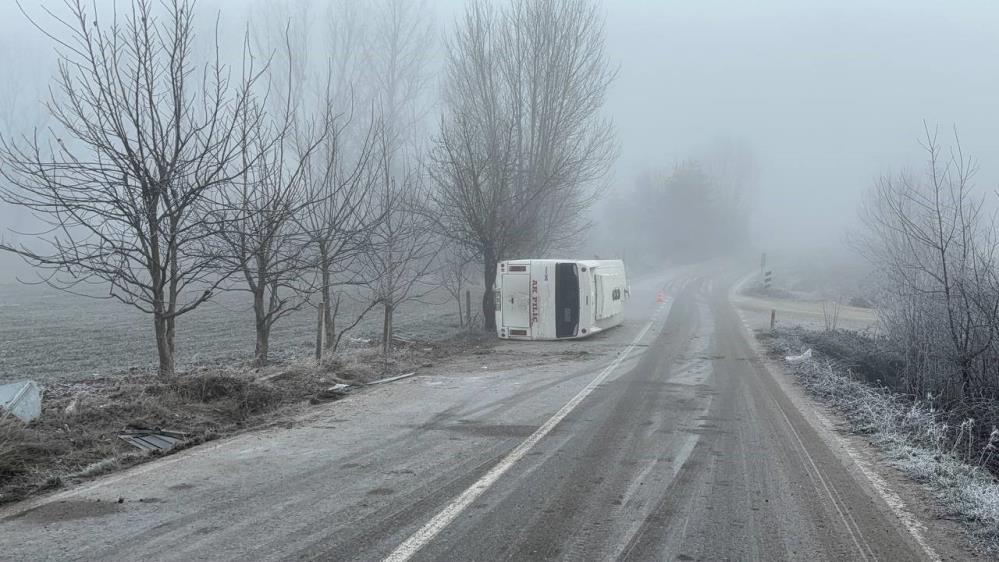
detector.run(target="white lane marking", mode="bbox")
[383,303,670,562]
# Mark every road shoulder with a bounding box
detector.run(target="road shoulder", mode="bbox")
[730,284,980,561]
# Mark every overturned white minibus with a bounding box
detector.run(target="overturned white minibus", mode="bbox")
[495,259,629,340]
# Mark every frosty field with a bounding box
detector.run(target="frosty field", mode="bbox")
[0,282,471,385]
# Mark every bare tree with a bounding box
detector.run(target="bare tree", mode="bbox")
[432,0,617,330]
[246,4,374,357]
[0,0,259,376]
[337,0,438,358]
[500,0,618,254]
[858,125,999,400]
[246,1,428,358]
[366,134,441,357]
[300,109,383,355]
[213,72,329,366]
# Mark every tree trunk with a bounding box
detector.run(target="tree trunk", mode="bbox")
[324,291,336,351]
[315,301,325,362]
[166,315,176,365]
[153,313,175,377]
[382,301,394,356]
[482,250,497,331]
[152,268,175,376]
[960,357,972,400]
[255,322,271,367]
[254,290,269,366]
[320,250,336,351]
[167,242,179,369]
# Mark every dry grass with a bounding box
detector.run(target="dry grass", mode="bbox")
[762,327,999,553]
[0,368,320,505]
[0,330,487,506]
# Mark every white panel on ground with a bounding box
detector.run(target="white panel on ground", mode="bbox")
[0,380,42,423]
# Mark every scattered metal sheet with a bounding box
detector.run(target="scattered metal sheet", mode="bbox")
[118,428,188,451]
[0,380,42,423]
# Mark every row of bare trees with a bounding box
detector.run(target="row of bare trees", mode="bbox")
[0,0,438,374]
[859,125,999,415]
[0,0,617,375]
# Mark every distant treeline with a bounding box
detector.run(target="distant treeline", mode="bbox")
[604,141,756,265]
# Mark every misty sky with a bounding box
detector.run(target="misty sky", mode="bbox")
[2,0,999,280]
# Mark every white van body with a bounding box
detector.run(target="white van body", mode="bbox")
[495,259,629,340]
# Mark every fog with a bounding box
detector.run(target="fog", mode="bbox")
[603,1,999,252]
[3,0,999,283]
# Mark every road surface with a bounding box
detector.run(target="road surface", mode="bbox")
[0,264,957,561]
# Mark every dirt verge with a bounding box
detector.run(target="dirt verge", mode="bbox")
[0,332,496,506]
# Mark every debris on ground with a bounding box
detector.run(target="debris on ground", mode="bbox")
[0,380,42,423]
[310,384,353,405]
[367,372,417,386]
[118,427,189,451]
[784,348,813,364]
[63,394,81,416]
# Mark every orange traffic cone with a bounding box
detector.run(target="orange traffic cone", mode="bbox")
[656,291,665,304]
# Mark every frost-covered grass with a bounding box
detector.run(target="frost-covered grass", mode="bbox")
[0,282,478,384]
[764,328,999,554]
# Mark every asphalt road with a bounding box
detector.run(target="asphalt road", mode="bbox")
[0,265,946,561]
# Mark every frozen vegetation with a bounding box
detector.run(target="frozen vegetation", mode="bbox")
[766,327,999,553]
